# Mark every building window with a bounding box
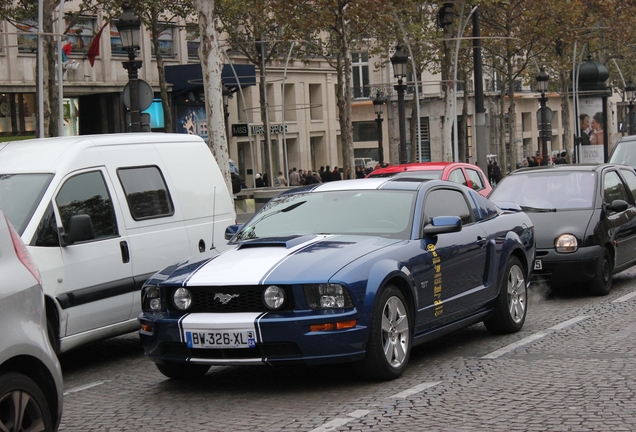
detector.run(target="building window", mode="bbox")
[352,52,370,99]
[309,84,322,120]
[186,25,199,60]
[16,19,38,53]
[411,117,431,162]
[64,15,96,53]
[353,121,378,142]
[151,24,175,58]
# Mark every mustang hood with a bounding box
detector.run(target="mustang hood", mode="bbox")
[526,210,593,249]
[179,235,402,286]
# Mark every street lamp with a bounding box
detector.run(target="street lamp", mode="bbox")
[626,79,636,136]
[116,3,142,133]
[222,84,231,144]
[536,67,551,166]
[372,91,386,165]
[391,45,408,165]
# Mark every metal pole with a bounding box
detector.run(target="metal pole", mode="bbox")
[396,79,407,164]
[123,55,142,132]
[57,0,64,134]
[38,0,44,137]
[540,91,548,165]
[376,114,384,165]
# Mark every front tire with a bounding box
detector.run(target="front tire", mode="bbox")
[355,285,411,381]
[484,256,527,334]
[589,247,612,296]
[155,361,210,380]
[0,372,53,432]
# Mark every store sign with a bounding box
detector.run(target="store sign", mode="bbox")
[232,123,288,137]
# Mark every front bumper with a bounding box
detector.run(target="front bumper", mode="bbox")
[531,245,602,286]
[139,309,368,367]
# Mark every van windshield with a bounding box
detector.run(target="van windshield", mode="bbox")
[0,174,53,235]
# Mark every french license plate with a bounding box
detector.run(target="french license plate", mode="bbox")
[534,259,543,270]
[186,330,256,349]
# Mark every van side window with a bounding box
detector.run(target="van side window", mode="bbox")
[56,171,119,239]
[117,166,175,220]
[31,202,60,247]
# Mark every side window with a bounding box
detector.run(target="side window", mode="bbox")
[466,168,486,191]
[603,171,629,204]
[448,169,468,187]
[424,189,472,225]
[117,166,174,220]
[31,202,59,247]
[620,169,636,203]
[55,171,118,239]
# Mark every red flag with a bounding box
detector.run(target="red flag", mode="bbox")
[87,22,108,67]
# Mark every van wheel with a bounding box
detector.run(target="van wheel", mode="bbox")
[155,362,210,380]
[0,372,53,432]
[45,305,60,355]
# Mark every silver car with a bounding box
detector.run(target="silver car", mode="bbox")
[0,208,63,431]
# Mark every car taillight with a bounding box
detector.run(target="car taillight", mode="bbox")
[6,215,41,284]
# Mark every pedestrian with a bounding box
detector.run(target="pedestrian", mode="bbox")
[487,161,494,185]
[276,171,287,187]
[321,165,333,182]
[332,166,342,181]
[289,167,301,186]
[255,173,264,188]
[304,170,319,185]
[490,161,501,186]
[555,150,568,164]
[355,166,365,178]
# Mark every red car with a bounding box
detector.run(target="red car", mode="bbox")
[366,162,492,197]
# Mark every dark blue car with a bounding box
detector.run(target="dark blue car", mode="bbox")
[139,178,535,381]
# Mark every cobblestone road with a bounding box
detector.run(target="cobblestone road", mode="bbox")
[58,268,636,431]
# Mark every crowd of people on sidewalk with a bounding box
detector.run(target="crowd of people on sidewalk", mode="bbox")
[251,165,350,188]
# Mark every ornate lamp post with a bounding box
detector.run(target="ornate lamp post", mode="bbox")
[391,45,408,165]
[626,79,636,136]
[372,91,386,165]
[116,4,142,132]
[536,67,551,166]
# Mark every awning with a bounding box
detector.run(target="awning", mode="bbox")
[165,64,256,93]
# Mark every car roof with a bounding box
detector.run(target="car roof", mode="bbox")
[367,161,472,176]
[508,163,627,175]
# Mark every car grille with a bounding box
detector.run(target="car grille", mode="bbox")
[162,342,302,360]
[168,285,296,313]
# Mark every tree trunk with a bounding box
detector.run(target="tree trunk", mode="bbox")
[150,10,173,133]
[339,7,354,178]
[195,0,231,194]
[409,84,418,163]
[506,63,517,174]
[39,0,58,137]
[560,70,571,159]
[499,83,507,175]
[442,17,454,162]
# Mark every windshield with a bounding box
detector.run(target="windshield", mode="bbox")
[236,189,416,241]
[0,174,53,235]
[609,142,636,169]
[368,170,443,180]
[490,171,596,210]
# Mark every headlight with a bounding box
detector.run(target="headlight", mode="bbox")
[555,234,577,253]
[304,284,354,309]
[173,288,192,310]
[263,285,286,310]
[142,286,162,311]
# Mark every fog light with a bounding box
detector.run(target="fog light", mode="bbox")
[173,288,192,310]
[263,285,286,310]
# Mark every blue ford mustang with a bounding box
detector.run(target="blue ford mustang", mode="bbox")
[139,178,535,381]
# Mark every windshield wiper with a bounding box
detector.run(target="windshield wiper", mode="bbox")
[520,206,556,212]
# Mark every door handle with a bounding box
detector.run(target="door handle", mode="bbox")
[476,236,489,247]
[120,241,130,263]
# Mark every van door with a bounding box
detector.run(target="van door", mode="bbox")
[53,168,134,336]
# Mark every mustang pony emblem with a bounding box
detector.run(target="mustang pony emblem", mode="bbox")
[214,293,239,304]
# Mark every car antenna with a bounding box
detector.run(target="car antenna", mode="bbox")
[210,186,216,251]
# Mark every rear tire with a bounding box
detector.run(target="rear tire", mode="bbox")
[589,247,612,296]
[0,371,53,432]
[484,256,527,334]
[155,361,210,380]
[354,285,411,381]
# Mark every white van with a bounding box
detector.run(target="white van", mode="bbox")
[0,133,236,353]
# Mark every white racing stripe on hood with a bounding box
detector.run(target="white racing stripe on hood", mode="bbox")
[186,236,330,286]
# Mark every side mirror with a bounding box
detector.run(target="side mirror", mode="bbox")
[225,224,242,240]
[606,199,629,213]
[423,216,462,236]
[61,214,95,246]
